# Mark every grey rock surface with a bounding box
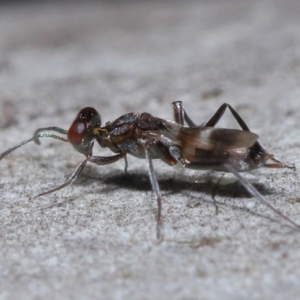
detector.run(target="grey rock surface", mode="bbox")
[1,1,300,299]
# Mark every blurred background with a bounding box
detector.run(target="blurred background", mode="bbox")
[1,0,300,127]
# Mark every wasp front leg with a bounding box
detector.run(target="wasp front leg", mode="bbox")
[37,152,126,197]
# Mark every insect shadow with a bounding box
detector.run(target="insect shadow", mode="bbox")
[100,171,269,198]
[88,171,283,229]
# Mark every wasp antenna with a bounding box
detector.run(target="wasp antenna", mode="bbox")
[33,127,68,145]
[0,136,37,160]
[0,133,69,161]
[224,163,300,231]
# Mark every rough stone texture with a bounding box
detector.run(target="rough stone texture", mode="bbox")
[1,1,300,299]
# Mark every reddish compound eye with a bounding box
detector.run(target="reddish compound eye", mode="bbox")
[68,120,87,145]
[67,107,101,154]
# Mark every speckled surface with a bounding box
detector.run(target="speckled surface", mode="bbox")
[1,1,300,299]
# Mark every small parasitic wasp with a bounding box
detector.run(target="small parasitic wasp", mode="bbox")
[1,101,299,239]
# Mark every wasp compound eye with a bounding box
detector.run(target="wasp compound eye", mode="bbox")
[67,107,101,155]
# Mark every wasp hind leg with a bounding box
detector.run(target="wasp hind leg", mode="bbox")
[172,101,197,127]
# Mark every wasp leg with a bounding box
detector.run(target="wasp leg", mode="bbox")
[211,174,225,215]
[203,103,251,130]
[185,160,300,231]
[172,101,184,125]
[143,141,163,241]
[172,101,197,127]
[37,158,88,197]
[87,152,126,165]
[37,152,126,197]
[172,102,250,129]
[223,163,300,231]
[124,156,129,174]
[175,102,252,130]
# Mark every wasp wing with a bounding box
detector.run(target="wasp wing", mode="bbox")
[179,127,258,151]
[140,121,258,151]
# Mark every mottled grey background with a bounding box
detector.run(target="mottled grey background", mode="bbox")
[1,1,300,299]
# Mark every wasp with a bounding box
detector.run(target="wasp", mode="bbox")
[0,101,298,239]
